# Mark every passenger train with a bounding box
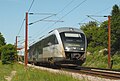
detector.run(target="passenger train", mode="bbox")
[28,27,87,66]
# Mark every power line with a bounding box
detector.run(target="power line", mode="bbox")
[29,14,56,25]
[29,0,75,40]
[28,0,35,12]
[29,0,87,44]
[56,0,75,14]
[17,18,25,35]
[87,15,101,24]
[17,0,35,36]
[47,0,87,30]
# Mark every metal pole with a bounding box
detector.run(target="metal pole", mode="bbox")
[108,15,111,69]
[25,12,28,67]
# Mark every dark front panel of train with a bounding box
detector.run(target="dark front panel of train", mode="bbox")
[60,32,85,52]
[60,32,86,61]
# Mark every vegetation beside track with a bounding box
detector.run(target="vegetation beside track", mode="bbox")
[83,51,120,70]
[0,61,84,81]
[81,4,120,70]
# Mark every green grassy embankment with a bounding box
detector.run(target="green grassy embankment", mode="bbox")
[83,51,120,70]
[0,61,84,81]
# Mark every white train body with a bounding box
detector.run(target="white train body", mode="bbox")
[28,27,87,65]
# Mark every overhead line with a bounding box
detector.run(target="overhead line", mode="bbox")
[29,0,87,44]
[28,0,35,12]
[87,15,101,24]
[17,0,35,36]
[29,14,57,25]
[29,0,75,40]
[50,0,87,27]
[56,0,75,14]
[17,18,25,35]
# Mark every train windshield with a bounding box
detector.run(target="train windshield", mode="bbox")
[60,32,85,47]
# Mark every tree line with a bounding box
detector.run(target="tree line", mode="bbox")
[0,32,17,64]
[80,4,120,55]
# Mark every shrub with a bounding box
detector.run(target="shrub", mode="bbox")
[1,44,17,64]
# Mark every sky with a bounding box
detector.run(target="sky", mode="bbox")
[0,0,120,48]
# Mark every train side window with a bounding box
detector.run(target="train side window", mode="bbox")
[55,37,58,44]
[50,35,58,45]
[42,34,58,47]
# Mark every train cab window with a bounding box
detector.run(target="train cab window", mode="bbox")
[60,32,85,42]
[60,32,85,48]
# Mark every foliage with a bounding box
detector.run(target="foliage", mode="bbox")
[112,54,120,70]
[80,4,120,55]
[0,32,6,47]
[0,44,17,64]
[80,21,107,52]
[12,65,81,81]
[0,32,6,60]
[0,62,82,81]
[83,51,120,70]
[83,51,108,68]
[111,4,120,54]
[0,61,14,81]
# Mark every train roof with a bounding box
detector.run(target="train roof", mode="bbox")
[49,27,84,33]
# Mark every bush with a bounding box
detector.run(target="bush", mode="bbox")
[87,46,104,53]
[1,44,17,64]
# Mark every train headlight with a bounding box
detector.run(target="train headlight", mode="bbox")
[81,48,84,50]
[65,47,70,51]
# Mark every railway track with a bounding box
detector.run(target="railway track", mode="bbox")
[20,62,120,81]
[31,62,120,80]
[61,66,120,80]
[34,63,120,80]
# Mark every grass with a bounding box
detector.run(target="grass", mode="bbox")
[112,54,120,70]
[83,51,120,70]
[12,64,80,81]
[0,61,14,81]
[0,61,84,81]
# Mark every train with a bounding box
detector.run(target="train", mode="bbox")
[28,27,87,66]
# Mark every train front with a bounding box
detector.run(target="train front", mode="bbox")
[60,29,86,65]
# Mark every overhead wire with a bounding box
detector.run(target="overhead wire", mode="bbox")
[56,0,75,14]
[30,0,120,45]
[29,14,57,25]
[43,0,87,33]
[29,0,76,44]
[78,1,120,24]
[36,0,87,44]
[52,0,87,26]
[17,0,35,36]
[16,0,35,48]
[17,19,25,36]
[29,0,88,45]
[32,0,87,44]
[28,0,35,12]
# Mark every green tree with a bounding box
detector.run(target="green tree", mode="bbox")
[0,44,17,64]
[111,4,120,54]
[80,5,120,54]
[81,21,98,45]
[80,21,108,52]
[0,32,6,47]
[99,20,108,48]
[81,21,101,52]
[0,32,6,59]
